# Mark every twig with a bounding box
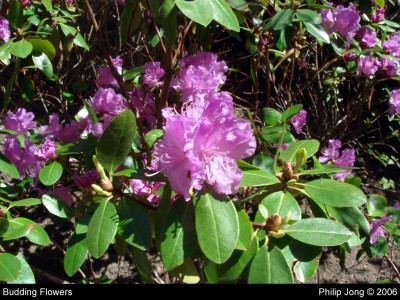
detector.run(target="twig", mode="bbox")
[384,255,400,280]
[30,266,70,284]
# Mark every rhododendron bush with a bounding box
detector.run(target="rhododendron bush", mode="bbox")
[0,0,399,284]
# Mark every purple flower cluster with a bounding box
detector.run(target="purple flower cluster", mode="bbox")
[143,62,165,88]
[383,32,400,58]
[154,53,256,200]
[291,109,307,134]
[369,215,391,244]
[131,179,163,206]
[96,56,123,88]
[91,87,127,116]
[0,15,11,43]
[356,56,398,77]
[73,170,99,193]
[389,89,400,115]
[321,4,360,44]
[33,139,56,161]
[39,114,81,143]
[319,139,356,180]
[357,27,377,48]
[4,108,36,135]
[371,7,385,23]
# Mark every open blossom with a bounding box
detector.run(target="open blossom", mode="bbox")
[356,56,380,76]
[39,114,81,143]
[73,170,99,192]
[131,179,163,205]
[389,89,400,114]
[171,52,228,102]
[383,32,400,58]
[143,62,165,88]
[370,216,392,244]
[91,87,127,116]
[0,15,10,42]
[291,109,307,134]
[319,139,355,180]
[96,56,123,87]
[154,92,256,200]
[33,139,56,161]
[3,108,36,135]
[379,58,398,76]
[357,27,377,48]
[321,4,360,44]
[371,7,385,23]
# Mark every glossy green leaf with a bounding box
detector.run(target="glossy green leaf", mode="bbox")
[87,199,119,258]
[280,140,320,162]
[10,40,33,59]
[7,0,23,29]
[296,9,322,25]
[8,198,41,209]
[375,0,385,8]
[29,38,56,58]
[194,192,239,264]
[96,110,137,173]
[161,198,197,270]
[117,198,152,250]
[286,218,352,246]
[120,0,142,45]
[236,210,253,250]
[262,108,282,125]
[237,159,260,171]
[8,255,35,284]
[42,194,74,219]
[299,166,354,176]
[367,194,387,217]
[270,9,295,30]
[281,104,303,121]
[42,0,53,12]
[0,218,9,237]
[64,233,88,277]
[261,125,294,144]
[39,161,63,186]
[76,214,92,234]
[32,52,54,79]
[11,218,50,246]
[73,32,89,51]
[169,258,200,284]
[326,206,370,234]
[248,245,293,283]
[304,22,330,44]
[0,253,22,282]
[2,218,32,241]
[145,129,164,148]
[240,169,280,187]
[303,179,366,207]
[129,246,153,283]
[0,152,20,179]
[257,191,301,223]
[252,153,274,173]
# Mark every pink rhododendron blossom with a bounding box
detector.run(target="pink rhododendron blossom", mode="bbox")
[371,7,385,23]
[356,56,380,76]
[344,52,357,60]
[321,4,360,44]
[79,115,112,138]
[143,62,165,88]
[96,56,123,87]
[154,92,256,200]
[171,52,228,102]
[379,58,398,76]
[383,32,400,58]
[0,15,10,42]
[4,108,36,135]
[73,170,99,192]
[91,87,127,116]
[370,216,392,244]
[357,27,377,48]
[39,114,81,143]
[319,139,342,163]
[131,88,157,129]
[131,179,163,205]
[4,137,42,178]
[291,109,307,134]
[389,89,400,114]
[33,139,56,161]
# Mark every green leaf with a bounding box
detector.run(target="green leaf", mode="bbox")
[303,179,366,207]
[375,0,385,8]
[32,51,54,79]
[261,125,294,144]
[129,246,154,283]
[299,166,354,176]
[240,169,280,187]
[28,38,56,58]
[326,206,370,234]
[10,218,50,246]
[270,9,295,30]
[64,233,88,277]
[296,9,322,25]
[8,198,41,209]
[252,153,274,173]
[116,198,152,250]
[169,258,200,284]
[76,214,92,234]
[42,0,53,12]
[73,32,90,51]
[161,198,197,270]
[39,161,63,186]
[248,245,293,283]
[286,218,352,246]
[256,192,301,223]
[2,218,32,241]
[145,129,164,148]
[10,40,33,59]
[87,199,119,258]
[262,108,282,125]
[210,0,240,31]
[194,192,239,264]
[280,140,320,162]
[0,253,22,282]
[304,22,330,44]
[367,194,387,217]
[120,0,142,45]
[7,0,23,29]
[281,104,303,121]
[205,236,258,283]
[0,152,20,179]
[42,194,74,218]
[8,255,35,284]
[237,159,260,171]
[236,209,253,250]
[59,23,77,36]
[96,110,137,173]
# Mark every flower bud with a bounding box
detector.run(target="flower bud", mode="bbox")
[100,178,113,192]
[265,213,282,232]
[0,208,6,217]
